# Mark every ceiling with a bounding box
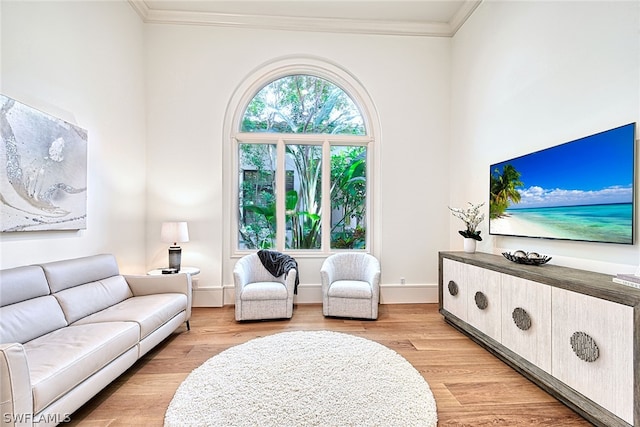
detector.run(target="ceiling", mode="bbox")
[129,0,482,37]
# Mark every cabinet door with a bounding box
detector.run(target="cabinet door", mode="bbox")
[442,258,468,322]
[552,287,634,424]
[465,263,501,342]
[501,276,552,372]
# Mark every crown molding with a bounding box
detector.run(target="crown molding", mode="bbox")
[128,0,148,23]
[128,0,481,38]
[449,1,482,35]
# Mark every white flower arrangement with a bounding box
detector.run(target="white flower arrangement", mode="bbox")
[448,202,485,241]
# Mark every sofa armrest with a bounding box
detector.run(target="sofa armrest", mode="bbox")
[123,274,192,322]
[0,343,33,427]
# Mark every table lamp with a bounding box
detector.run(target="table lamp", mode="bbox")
[161,221,189,272]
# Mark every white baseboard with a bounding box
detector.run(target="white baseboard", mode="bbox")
[217,283,439,307]
[380,284,439,304]
[193,286,224,307]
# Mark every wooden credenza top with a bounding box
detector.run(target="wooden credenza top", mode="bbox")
[439,251,640,307]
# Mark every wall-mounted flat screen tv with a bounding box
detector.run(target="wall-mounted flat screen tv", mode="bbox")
[489,123,636,244]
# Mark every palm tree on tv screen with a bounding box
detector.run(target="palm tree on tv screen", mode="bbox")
[490,164,523,218]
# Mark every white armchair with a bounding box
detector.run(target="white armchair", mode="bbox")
[320,253,381,320]
[233,253,297,321]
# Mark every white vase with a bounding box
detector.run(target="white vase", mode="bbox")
[463,238,477,253]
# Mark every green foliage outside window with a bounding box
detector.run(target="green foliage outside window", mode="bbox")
[238,144,277,249]
[238,75,367,250]
[241,75,365,135]
[330,147,366,249]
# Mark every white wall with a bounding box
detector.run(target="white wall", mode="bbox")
[451,1,640,274]
[0,1,147,272]
[144,24,451,303]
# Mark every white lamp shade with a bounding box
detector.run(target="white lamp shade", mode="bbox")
[161,221,189,244]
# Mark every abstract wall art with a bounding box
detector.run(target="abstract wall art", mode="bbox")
[1,95,87,232]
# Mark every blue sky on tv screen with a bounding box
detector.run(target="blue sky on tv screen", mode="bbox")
[490,123,635,209]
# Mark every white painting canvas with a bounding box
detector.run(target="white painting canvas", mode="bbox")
[1,95,87,232]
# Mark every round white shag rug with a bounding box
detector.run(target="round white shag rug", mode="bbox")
[165,330,437,427]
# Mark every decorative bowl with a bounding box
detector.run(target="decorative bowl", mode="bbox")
[502,251,552,266]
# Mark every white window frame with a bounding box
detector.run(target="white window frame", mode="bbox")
[223,56,381,258]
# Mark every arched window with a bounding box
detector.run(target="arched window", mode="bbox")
[241,75,365,135]
[225,58,379,255]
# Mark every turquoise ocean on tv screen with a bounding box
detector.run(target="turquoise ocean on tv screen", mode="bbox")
[506,203,633,243]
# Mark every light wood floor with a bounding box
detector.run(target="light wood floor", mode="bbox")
[68,304,591,426]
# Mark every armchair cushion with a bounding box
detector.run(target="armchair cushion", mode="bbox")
[241,282,288,301]
[327,280,372,299]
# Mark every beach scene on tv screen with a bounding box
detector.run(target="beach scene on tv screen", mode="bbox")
[489,123,635,244]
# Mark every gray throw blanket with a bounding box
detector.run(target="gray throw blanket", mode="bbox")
[257,250,299,294]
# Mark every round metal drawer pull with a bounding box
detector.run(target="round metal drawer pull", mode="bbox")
[570,331,599,363]
[474,291,488,310]
[512,307,531,331]
[447,280,459,296]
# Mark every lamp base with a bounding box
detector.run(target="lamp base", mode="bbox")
[168,246,182,272]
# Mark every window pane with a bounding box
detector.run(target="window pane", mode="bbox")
[330,146,367,249]
[241,75,365,135]
[285,144,322,249]
[238,143,277,249]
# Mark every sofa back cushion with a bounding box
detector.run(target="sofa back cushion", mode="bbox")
[1,297,68,344]
[40,254,133,324]
[0,266,67,344]
[1,265,49,306]
[55,276,133,323]
[41,254,121,293]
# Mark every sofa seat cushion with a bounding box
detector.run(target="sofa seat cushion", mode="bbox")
[240,282,288,301]
[72,294,187,340]
[327,280,372,299]
[24,322,139,414]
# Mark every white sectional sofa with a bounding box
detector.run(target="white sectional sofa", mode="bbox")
[0,254,192,426]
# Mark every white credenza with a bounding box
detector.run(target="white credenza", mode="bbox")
[439,251,639,427]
